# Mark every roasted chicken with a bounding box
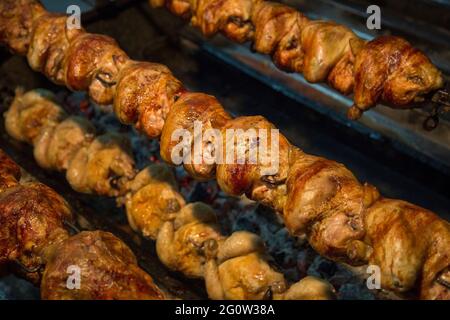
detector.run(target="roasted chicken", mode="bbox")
[34,116,95,171]
[0,183,73,283]
[0,149,21,193]
[4,91,335,300]
[157,202,225,278]
[114,61,184,138]
[0,150,73,283]
[27,13,84,84]
[5,88,66,144]
[41,231,165,300]
[0,149,164,300]
[148,0,444,117]
[204,231,335,300]
[122,163,335,298]
[5,90,135,197]
[160,92,231,180]
[1,0,448,299]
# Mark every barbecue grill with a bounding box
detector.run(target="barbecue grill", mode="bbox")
[0,0,449,300]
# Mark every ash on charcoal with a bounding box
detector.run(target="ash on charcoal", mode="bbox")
[0,275,39,300]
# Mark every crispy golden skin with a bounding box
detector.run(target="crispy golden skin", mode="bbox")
[63,33,129,104]
[41,231,165,300]
[252,1,308,73]
[124,163,184,239]
[114,61,183,138]
[0,182,73,283]
[192,0,258,43]
[27,13,84,84]
[156,0,444,116]
[0,149,21,193]
[301,21,358,83]
[216,116,290,212]
[1,1,448,300]
[125,180,185,239]
[284,150,378,262]
[348,199,450,299]
[160,92,231,180]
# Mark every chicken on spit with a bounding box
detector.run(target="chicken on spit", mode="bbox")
[1,0,448,299]
[148,0,445,118]
[4,90,336,300]
[121,160,333,299]
[203,231,335,300]
[0,149,165,300]
[4,89,136,197]
[0,172,72,284]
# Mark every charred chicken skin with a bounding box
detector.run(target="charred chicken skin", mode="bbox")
[0,149,164,299]
[1,1,448,299]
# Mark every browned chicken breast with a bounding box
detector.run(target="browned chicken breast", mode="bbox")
[349,36,443,119]
[114,61,184,138]
[27,13,84,84]
[63,33,129,104]
[284,150,378,262]
[160,92,231,180]
[41,231,165,300]
[348,199,450,299]
[301,21,358,83]
[252,1,309,73]
[216,116,290,212]
[0,182,73,283]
